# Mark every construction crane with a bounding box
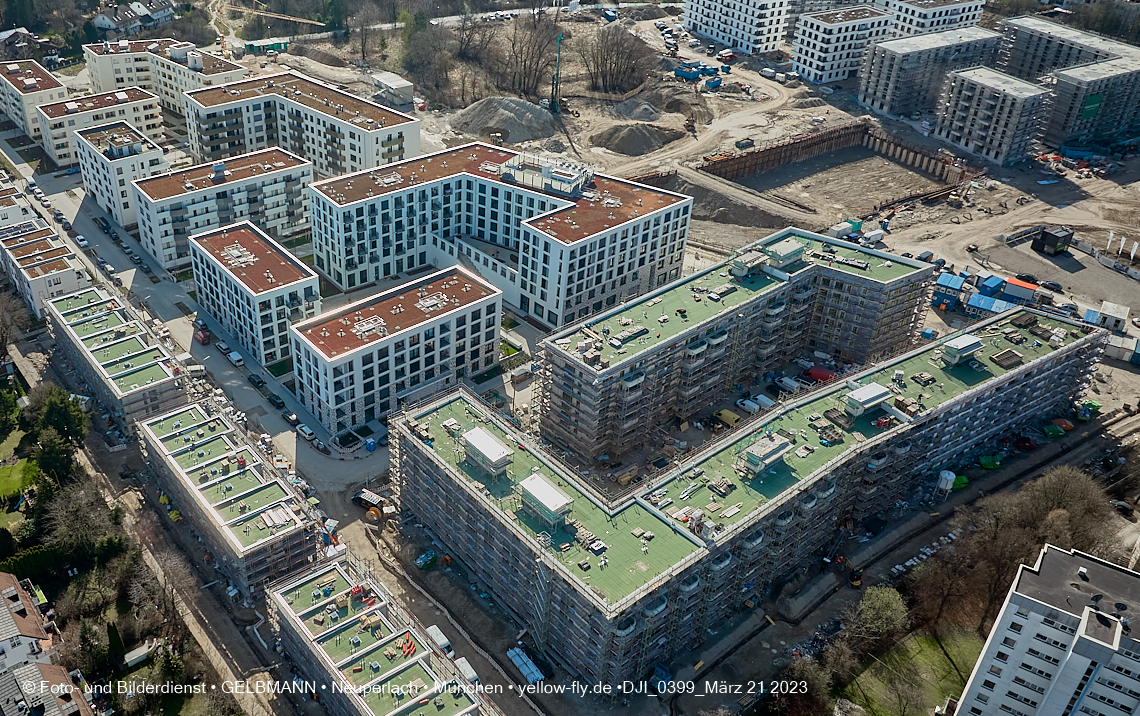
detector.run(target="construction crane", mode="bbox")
[222,5,326,26]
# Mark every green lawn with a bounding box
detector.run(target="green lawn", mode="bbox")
[839,631,983,715]
[501,316,520,331]
[267,357,293,378]
[15,150,38,171]
[173,269,194,283]
[0,429,25,462]
[0,459,34,500]
[500,341,519,357]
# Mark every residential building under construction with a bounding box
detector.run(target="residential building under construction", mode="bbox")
[536,227,935,463]
[996,17,1140,147]
[935,67,1050,166]
[392,308,1105,685]
[139,403,320,597]
[857,26,1001,117]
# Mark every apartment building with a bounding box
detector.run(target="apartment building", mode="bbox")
[74,121,168,229]
[268,559,490,716]
[876,0,984,37]
[996,17,1140,147]
[0,219,90,318]
[0,664,96,716]
[793,7,892,84]
[93,0,176,35]
[0,571,63,675]
[857,26,1001,117]
[291,267,500,434]
[959,545,1140,716]
[307,143,692,329]
[139,404,320,597]
[538,227,934,461]
[182,71,420,177]
[190,221,320,369]
[35,88,162,167]
[394,308,1104,685]
[684,0,789,55]
[133,147,312,270]
[84,38,248,114]
[47,287,187,429]
[0,60,66,141]
[935,67,1049,166]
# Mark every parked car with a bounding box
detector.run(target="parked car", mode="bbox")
[52,209,63,220]
[102,263,115,274]
[65,167,81,175]
[1058,303,1079,312]
[1039,280,1062,292]
[281,411,300,426]
[247,374,266,389]
[61,220,72,232]
[109,230,119,240]
[1015,273,1038,284]
[131,254,143,265]
[296,423,316,441]
[123,247,133,257]
[267,393,285,408]
[736,398,760,415]
[900,252,913,258]
[40,198,51,209]
[140,262,152,273]
[313,438,331,455]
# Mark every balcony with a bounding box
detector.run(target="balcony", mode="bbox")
[614,616,638,638]
[643,595,668,619]
[709,553,732,572]
[679,575,701,593]
[766,302,787,317]
[774,509,795,529]
[707,330,728,346]
[685,340,708,357]
[799,493,818,512]
[621,371,645,389]
[743,528,765,549]
[817,479,835,499]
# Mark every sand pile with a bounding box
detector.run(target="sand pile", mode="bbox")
[637,85,710,123]
[590,124,685,156]
[792,98,827,109]
[613,98,662,122]
[452,97,556,143]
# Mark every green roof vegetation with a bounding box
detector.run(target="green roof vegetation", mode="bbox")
[171,435,236,470]
[82,335,147,363]
[199,467,265,506]
[65,312,129,339]
[411,397,703,604]
[159,420,227,454]
[215,481,288,519]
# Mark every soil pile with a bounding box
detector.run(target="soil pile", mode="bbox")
[631,5,668,19]
[637,85,711,123]
[613,98,662,122]
[792,97,827,109]
[452,97,557,143]
[590,124,685,155]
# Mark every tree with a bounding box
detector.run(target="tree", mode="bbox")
[766,656,830,716]
[820,638,858,686]
[38,386,88,443]
[129,550,195,634]
[45,483,113,557]
[453,10,497,62]
[500,15,560,98]
[907,538,978,632]
[882,670,925,716]
[844,586,909,644]
[83,20,99,43]
[0,292,32,357]
[106,622,126,665]
[576,23,652,93]
[353,1,382,62]
[404,26,456,91]
[325,0,346,29]
[0,390,17,426]
[35,427,76,483]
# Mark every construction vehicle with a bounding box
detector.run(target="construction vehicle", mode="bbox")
[849,566,863,588]
[685,115,696,134]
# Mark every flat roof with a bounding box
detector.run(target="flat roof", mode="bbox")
[405,393,704,606]
[953,67,1050,99]
[38,88,157,119]
[22,257,74,279]
[190,221,317,295]
[140,403,311,552]
[8,238,66,261]
[83,38,180,56]
[0,60,62,94]
[134,147,309,201]
[553,228,929,370]
[1001,16,1140,82]
[1015,545,1140,621]
[75,121,162,155]
[1102,301,1130,318]
[873,25,1001,54]
[185,71,415,129]
[462,426,512,465]
[293,267,499,362]
[520,473,573,513]
[898,0,982,8]
[804,7,888,24]
[310,142,690,246]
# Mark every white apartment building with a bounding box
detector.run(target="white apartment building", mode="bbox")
[307,143,693,329]
[935,67,1049,166]
[36,88,162,167]
[84,38,248,114]
[291,266,500,434]
[685,0,788,55]
[0,60,66,141]
[190,221,320,369]
[74,121,168,229]
[0,219,90,318]
[875,0,984,37]
[92,0,176,35]
[182,71,420,177]
[959,544,1140,716]
[793,7,892,84]
[133,147,312,271]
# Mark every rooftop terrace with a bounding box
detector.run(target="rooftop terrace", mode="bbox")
[190,221,317,295]
[185,71,415,129]
[807,7,888,24]
[134,147,308,201]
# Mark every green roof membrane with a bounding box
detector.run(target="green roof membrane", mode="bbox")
[50,289,104,312]
[388,685,475,716]
[356,662,436,716]
[198,466,265,505]
[339,632,423,686]
[83,335,147,362]
[65,312,129,339]
[160,420,228,454]
[111,363,172,393]
[411,397,702,604]
[215,481,288,519]
[171,435,236,470]
[280,565,351,615]
[654,309,1081,531]
[228,504,299,547]
[318,612,395,666]
[102,349,167,376]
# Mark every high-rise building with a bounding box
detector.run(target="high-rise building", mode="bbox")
[857,26,1001,117]
[537,227,934,462]
[138,403,320,597]
[935,67,1049,166]
[958,544,1140,716]
[876,0,984,38]
[684,0,789,55]
[133,147,312,270]
[190,221,321,369]
[394,308,1103,684]
[306,143,692,329]
[182,71,420,177]
[794,7,893,84]
[74,121,168,229]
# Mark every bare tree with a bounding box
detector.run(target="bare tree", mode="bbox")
[0,292,31,355]
[882,671,925,716]
[908,538,978,632]
[46,483,113,556]
[129,550,195,635]
[576,24,652,93]
[500,15,560,98]
[453,10,498,61]
[353,0,382,63]
[404,26,457,91]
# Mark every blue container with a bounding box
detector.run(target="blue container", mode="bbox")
[366,438,376,452]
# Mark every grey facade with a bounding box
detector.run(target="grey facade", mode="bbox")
[935,66,1050,166]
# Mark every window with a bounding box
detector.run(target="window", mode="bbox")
[997,652,1010,663]
[1009,622,1023,634]
[990,666,1003,677]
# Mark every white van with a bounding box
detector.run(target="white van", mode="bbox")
[736,398,760,415]
[455,657,479,684]
[426,625,454,657]
[226,351,244,367]
[296,424,316,442]
[753,394,776,410]
[688,38,702,48]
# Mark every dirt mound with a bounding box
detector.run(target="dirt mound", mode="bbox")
[590,124,685,155]
[653,173,789,228]
[543,139,566,153]
[793,89,814,99]
[631,5,668,19]
[637,85,711,123]
[452,97,557,143]
[613,98,661,122]
[791,98,827,109]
